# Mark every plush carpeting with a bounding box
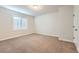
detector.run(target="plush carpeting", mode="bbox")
[0,33,77,53]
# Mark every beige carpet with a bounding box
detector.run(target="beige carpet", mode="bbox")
[0,33,77,53]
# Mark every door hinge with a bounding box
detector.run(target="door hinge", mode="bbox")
[73,26,75,28]
[73,14,75,16]
[73,37,75,39]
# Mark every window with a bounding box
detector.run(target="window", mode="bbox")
[13,16,27,31]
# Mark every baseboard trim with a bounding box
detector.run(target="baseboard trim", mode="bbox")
[59,37,73,43]
[0,33,33,41]
[73,40,79,52]
[36,33,60,38]
[75,44,79,53]
[36,33,73,43]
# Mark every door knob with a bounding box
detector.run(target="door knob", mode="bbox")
[75,29,78,31]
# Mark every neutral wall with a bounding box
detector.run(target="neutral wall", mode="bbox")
[58,6,73,42]
[0,7,35,41]
[35,12,60,37]
[35,6,73,42]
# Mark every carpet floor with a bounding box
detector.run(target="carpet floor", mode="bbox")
[0,33,77,53]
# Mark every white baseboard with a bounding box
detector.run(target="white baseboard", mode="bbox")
[73,39,79,52]
[36,32,60,37]
[36,32,73,42]
[59,37,73,43]
[75,44,79,53]
[0,33,33,41]
[37,33,73,42]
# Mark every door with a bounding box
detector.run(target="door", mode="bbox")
[74,6,79,42]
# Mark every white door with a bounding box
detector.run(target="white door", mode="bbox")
[74,6,79,42]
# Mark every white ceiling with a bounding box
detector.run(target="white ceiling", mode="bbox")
[1,5,63,16]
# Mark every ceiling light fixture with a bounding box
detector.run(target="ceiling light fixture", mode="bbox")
[29,5,42,10]
[33,5,38,9]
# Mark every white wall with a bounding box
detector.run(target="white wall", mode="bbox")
[0,7,35,41]
[35,12,60,37]
[35,6,73,42]
[58,6,73,42]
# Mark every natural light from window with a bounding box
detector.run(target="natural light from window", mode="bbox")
[13,16,27,31]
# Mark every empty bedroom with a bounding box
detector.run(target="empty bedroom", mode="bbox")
[0,5,79,53]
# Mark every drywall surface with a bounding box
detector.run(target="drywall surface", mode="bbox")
[35,6,73,42]
[58,6,73,42]
[35,12,60,37]
[0,7,35,41]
